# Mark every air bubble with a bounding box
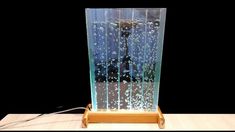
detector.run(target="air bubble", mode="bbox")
[99,27,104,31]
[125,99,128,102]
[112,51,117,55]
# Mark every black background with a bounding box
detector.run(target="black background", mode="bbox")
[1,1,235,120]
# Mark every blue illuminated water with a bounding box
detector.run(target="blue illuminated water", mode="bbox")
[85,8,166,112]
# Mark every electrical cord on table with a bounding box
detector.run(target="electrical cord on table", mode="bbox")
[0,106,88,129]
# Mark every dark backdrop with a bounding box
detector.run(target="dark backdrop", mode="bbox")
[1,1,235,120]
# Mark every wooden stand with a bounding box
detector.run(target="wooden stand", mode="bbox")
[82,104,165,129]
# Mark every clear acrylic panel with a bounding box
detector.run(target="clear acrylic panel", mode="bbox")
[85,8,166,112]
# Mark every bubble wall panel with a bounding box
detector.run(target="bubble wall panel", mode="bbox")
[85,8,166,112]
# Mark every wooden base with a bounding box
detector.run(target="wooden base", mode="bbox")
[82,104,165,129]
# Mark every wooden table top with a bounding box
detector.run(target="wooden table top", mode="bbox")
[0,114,235,130]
